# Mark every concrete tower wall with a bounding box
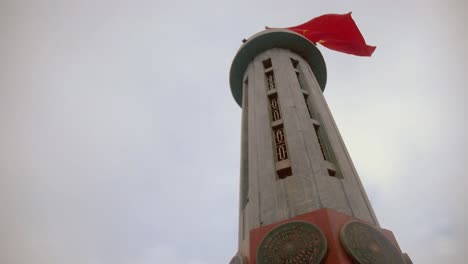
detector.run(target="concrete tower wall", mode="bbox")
[238,48,378,255]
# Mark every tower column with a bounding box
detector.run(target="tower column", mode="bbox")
[229,29,410,264]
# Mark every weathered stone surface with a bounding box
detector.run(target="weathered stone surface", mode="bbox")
[403,253,413,264]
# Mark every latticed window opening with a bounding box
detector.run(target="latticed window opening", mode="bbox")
[263,58,292,179]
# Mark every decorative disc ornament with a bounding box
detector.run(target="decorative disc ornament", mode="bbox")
[340,221,405,264]
[257,221,327,264]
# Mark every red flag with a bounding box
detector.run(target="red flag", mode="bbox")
[286,12,376,56]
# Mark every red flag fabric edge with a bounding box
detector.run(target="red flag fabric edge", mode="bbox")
[284,12,376,56]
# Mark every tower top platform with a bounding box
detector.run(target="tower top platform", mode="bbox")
[229,29,327,107]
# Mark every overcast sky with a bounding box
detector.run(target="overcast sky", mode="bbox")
[1,0,467,263]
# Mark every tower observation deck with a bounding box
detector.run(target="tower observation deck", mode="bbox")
[228,29,411,264]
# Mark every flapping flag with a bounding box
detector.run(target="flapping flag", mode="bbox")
[284,12,376,56]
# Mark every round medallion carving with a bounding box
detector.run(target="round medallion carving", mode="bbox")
[257,221,327,264]
[340,221,405,264]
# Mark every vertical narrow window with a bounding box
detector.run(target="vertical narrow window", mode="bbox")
[291,57,339,178]
[273,125,288,161]
[303,93,314,119]
[314,125,327,161]
[269,93,281,122]
[262,58,272,69]
[263,58,292,179]
[315,123,338,176]
[291,58,303,88]
[315,122,338,177]
[265,71,276,90]
[291,58,299,69]
[291,58,314,118]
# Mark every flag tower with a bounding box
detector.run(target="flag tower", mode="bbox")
[228,29,411,264]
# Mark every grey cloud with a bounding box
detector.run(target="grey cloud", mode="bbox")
[0,0,466,263]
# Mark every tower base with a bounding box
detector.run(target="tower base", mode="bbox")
[231,208,412,264]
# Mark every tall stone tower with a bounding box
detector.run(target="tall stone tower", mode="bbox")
[229,29,411,264]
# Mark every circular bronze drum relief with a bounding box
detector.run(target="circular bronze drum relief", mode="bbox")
[257,221,327,264]
[340,221,405,264]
